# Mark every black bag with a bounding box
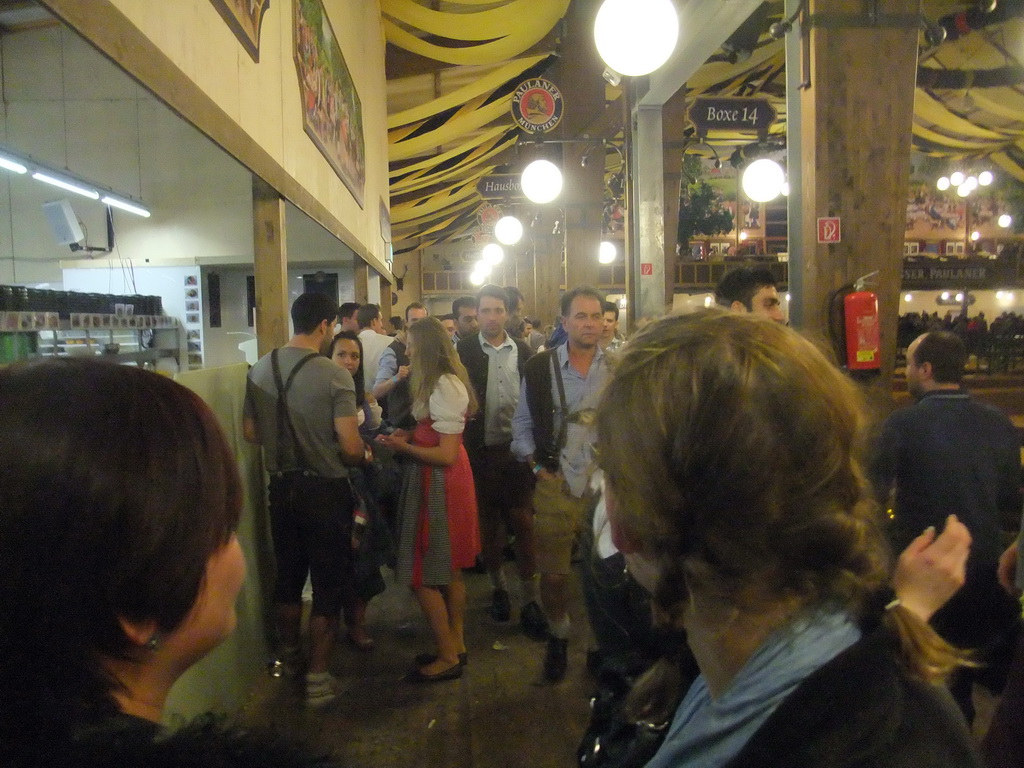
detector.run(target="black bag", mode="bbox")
[577,655,671,768]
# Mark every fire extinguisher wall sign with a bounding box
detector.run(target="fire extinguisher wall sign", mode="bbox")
[844,291,881,370]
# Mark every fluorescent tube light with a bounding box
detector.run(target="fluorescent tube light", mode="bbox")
[32,171,99,200]
[0,155,27,174]
[101,195,151,218]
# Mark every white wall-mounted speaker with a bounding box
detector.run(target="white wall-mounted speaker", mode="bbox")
[42,199,84,245]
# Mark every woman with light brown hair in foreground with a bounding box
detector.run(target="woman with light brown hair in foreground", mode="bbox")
[595,312,980,768]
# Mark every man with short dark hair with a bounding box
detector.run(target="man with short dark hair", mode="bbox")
[355,304,391,393]
[440,313,457,343]
[714,266,784,322]
[452,296,478,343]
[457,285,545,636]
[600,301,622,353]
[512,285,609,682]
[244,292,366,707]
[373,302,428,428]
[872,330,1022,723]
[338,302,361,333]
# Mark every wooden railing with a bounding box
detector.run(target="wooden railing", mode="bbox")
[421,254,1024,295]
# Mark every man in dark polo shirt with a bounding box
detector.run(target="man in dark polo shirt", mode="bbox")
[871,330,1022,723]
[458,284,547,638]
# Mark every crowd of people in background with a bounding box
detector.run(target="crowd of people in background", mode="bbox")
[4,265,1024,767]
[899,309,1024,358]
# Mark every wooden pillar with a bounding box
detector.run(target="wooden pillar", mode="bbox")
[379,279,393,320]
[515,240,538,323]
[796,0,919,384]
[252,177,289,358]
[556,0,605,293]
[533,229,564,329]
[353,262,369,305]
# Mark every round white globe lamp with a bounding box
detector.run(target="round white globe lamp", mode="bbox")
[998,213,1012,228]
[950,171,966,187]
[936,176,950,191]
[474,259,493,279]
[594,0,679,77]
[979,170,994,186]
[482,243,504,266]
[970,230,980,241]
[469,271,486,287]
[494,216,523,245]
[741,159,785,203]
[957,183,971,198]
[598,241,616,264]
[521,159,563,205]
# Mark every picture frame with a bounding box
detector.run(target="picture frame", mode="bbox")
[293,0,365,208]
[209,0,270,63]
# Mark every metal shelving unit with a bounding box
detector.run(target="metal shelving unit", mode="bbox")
[0,313,185,370]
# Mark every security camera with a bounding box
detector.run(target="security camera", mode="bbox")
[602,67,621,87]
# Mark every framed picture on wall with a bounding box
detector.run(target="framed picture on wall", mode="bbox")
[209,0,270,62]
[293,0,366,208]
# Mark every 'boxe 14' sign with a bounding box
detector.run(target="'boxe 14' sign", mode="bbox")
[688,97,776,136]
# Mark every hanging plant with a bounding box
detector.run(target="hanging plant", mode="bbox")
[677,155,733,248]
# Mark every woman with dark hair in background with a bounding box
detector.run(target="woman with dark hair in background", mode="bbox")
[376,317,480,683]
[0,359,334,766]
[330,330,382,438]
[593,312,979,768]
[328,330,392,647]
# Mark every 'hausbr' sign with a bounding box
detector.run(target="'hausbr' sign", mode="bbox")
[688,97,776,137]
[477,174,524,200]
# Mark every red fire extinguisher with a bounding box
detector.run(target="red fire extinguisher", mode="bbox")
[843,290,881,371]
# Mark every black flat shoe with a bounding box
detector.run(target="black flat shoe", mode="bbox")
[404,662,463,683]
[414,652,467,667]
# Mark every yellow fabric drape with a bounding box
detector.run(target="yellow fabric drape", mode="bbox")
[393,163,497,206]
[389,96,513,161]
[392,135,514,195]
[388,55,546,129]
[990,151,1024,183]
[914,91,1015,141]
[383,13,564,66]
[382,0,566,42]
[392,182,480,223]
[912,123,1004,151]
[390,126,508,178]
[393,198,479,237]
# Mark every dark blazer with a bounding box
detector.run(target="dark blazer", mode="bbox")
[520,347,563,472]
[381,338,414,429]
[725,626,981,768]
[457,332,532,453]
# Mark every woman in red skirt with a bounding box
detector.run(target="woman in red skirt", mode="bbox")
[376,317,480,682]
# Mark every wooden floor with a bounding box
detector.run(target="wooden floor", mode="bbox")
[245,569,593,768]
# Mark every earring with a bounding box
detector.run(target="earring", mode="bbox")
[145,633,161,651]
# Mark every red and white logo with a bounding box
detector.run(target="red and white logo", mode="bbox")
[817,217,841,244]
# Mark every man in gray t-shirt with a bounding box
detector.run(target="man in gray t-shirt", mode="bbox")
[243,292,364,707]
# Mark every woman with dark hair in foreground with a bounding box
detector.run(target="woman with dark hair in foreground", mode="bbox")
[0,359,333,767]
[594,313,980,768]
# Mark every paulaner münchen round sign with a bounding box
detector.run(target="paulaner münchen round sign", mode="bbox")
[511,79,563,134]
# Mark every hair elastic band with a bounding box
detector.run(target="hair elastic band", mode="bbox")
[885,598,902,611]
